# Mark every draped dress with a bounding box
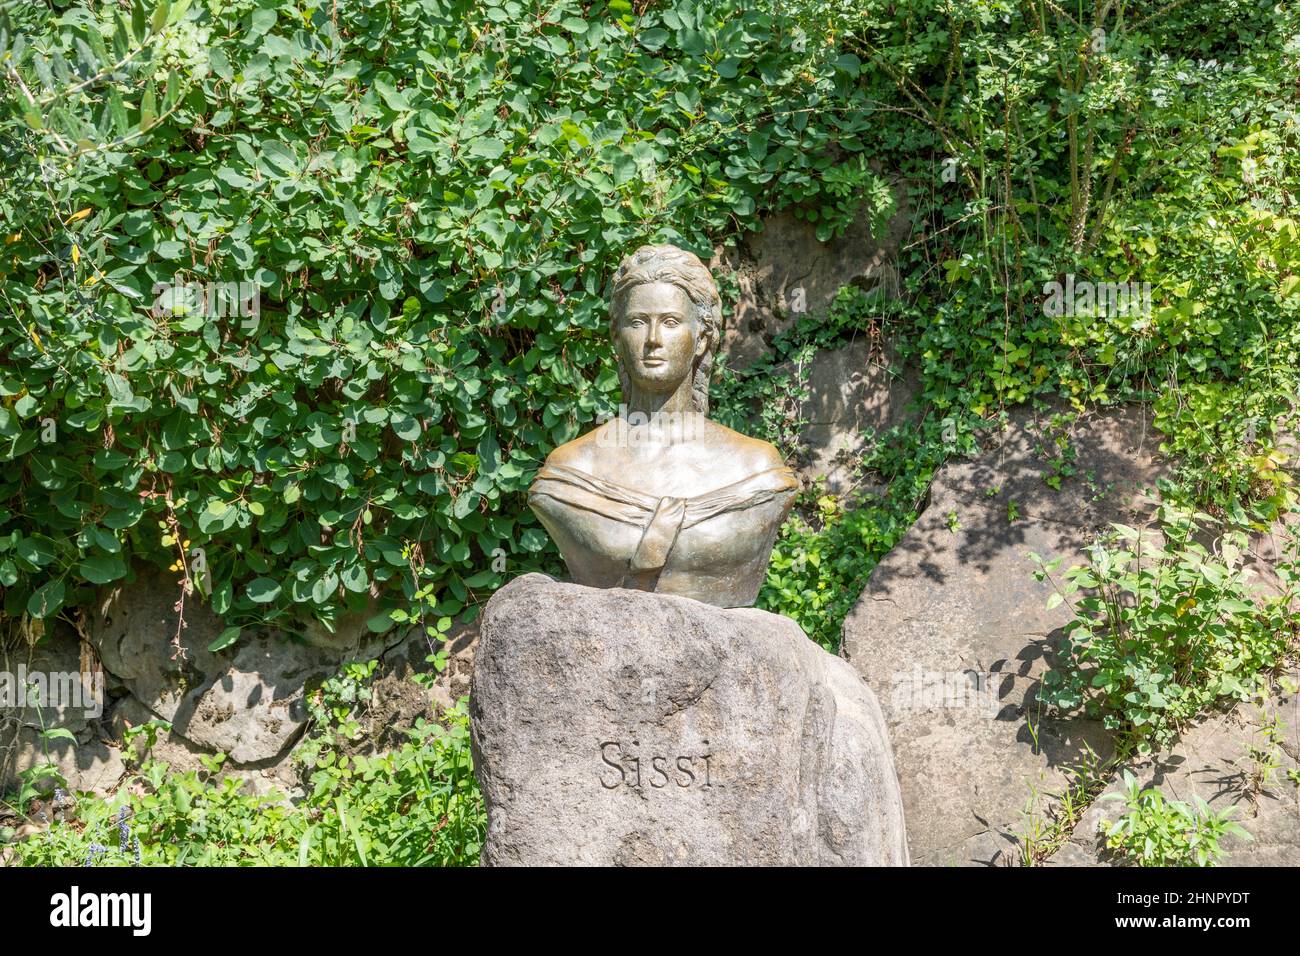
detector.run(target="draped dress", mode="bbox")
[528,461,800,608]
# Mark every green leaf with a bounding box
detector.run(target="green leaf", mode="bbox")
[208,626,241,652]
[27,579,65,618]
[246,577,281,603]
[466,137,506,160]
[78,554,127,584]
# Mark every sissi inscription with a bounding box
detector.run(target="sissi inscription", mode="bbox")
[598,739,715,791]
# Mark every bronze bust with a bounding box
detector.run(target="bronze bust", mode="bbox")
[528,244,799,607]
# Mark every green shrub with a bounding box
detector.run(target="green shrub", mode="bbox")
[1033,506,1299,753]
[1152,380,1297,520]
[0,0,886,642]
[760,490,913,652]
[1101,771,1248,867]
[8,700,483,867]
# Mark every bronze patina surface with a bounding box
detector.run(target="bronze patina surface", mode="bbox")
[528,244,798,607]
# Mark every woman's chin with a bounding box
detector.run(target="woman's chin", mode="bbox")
[629,372,686,392]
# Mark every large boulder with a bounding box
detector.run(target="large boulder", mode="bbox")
[841,403,1168,865]
[471,573,909,866]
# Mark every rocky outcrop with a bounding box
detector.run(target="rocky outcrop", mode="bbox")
[2,562,473,801]
[796,339,922,494]
[363,619,479,753]
[470,573,909,866]
[89,569,371,765]
[841,403,1168,865]
[0,623,123,796]
[712,196,921,495]
[715,186,910,370]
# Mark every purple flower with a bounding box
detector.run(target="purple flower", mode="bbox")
[84,842,108,867]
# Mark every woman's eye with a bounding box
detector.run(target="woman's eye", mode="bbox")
[663,319,680,327]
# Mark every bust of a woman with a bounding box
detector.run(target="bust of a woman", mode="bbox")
[528,244,799,607]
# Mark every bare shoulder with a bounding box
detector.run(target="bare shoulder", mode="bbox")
[700,419,789,473]
[541,422,614,473]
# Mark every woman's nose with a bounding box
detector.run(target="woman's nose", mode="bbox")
[644,319,663,348]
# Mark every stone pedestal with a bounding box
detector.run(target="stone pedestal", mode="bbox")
[470,574,908,866]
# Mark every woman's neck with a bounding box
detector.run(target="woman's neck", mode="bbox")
[624,374,696,418]
[620,376,704,447]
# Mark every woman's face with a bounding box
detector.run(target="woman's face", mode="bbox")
[614,282,704,395]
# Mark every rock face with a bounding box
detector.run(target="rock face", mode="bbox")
[841,403,1167,865]
[90,567,400,766]
[5,567,467,799]
[716,187,910,370]
[1,624,124,795]
[797,340,922,494]
[91,570,339,765]
[711,197,920,495]
[365,619,479,751]
[471,573,909,866]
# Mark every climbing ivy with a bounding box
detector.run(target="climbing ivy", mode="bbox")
[1,0,1297,661]
[0,0,889,644]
